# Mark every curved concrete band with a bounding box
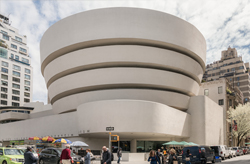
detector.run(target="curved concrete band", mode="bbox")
[48,67,199,104]
[44,45,204,87]
[52,89,190,114]
[76,100,191,137]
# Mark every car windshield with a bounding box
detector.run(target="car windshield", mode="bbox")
[4,149,22,155]
[18,149,36,154]
[233,148,237,150]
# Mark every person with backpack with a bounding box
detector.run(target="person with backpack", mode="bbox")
[148,150,160,164]
[117,148,122,164]
[102,146,112,164]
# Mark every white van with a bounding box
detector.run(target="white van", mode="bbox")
[210,145,230,160]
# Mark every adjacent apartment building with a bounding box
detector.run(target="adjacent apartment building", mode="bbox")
[203,46,250,103]
[199,78,243,146]
[0,14,33,107]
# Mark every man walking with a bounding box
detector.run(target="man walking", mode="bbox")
[102,146,111,164]
[117,148,122,164]
[24,146,38,164]
[60,144,72,164]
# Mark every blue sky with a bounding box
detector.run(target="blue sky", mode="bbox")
[1,0,250,104]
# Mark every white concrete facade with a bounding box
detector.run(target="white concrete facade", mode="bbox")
[0,8,224,154]
[0,14,33,109]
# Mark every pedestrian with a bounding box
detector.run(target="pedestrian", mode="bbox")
[24,146,38,164]
[156,149,161,164]
[148,150,160,164]
[168,149,177,164]
[60,144,73,164]
[117,148,122,164]
[102,146,111,164]
[200,148,206,164]
[84,149,91,164]
[185,149,192,164]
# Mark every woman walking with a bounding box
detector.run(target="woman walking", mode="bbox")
[148,150,160,164]
[168,149,177,164]
[185,149,192,164]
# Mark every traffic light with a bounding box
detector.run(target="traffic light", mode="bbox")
[111,135,119,142]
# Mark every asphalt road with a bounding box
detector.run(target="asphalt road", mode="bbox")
[218,154,250,164]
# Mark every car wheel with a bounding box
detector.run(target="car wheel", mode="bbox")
[3,161,7,164]
[40,159,44,164]
[222,155,225,160]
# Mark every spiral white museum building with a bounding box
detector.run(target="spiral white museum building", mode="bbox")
[0,8,224,158]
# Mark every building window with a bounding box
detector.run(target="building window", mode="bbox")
[9,29,15,33]
[218,99,224,105]
[11,44,17,49]
[0,48,8,59]
[15,36,22,42]
[231,68,235,71]
[237,82,240,86]
[12,96,20,101]
[25,80,30,86]
[1,61,8,67]
[1,67,8,73]
[1,30,8,35]
[1,87,7,92]
[19,47,27,53]
[24,98,30,103]
[13,71,20,77]
[11,54,14,58]
[24,92,30,97]
[1,74,8,80]
[13,65,21,71]
[12,102,19,107]
[204,89,209,96]
[2,35,9,41]
[239,66,244,70]
[1,93,7,99]
[218,86,223,94]
[230,78,232,82]
[229,99,232,106]
[22,58,29,64]
[1,80,8,86]
[25,68,30,74]
[12,77,20,83]
[227,69,229,72]
[24,86,30,91]
[1,100,7,105]
[12,90,20,95]
[237,77,240,81]
[12,83,20,89]
[25,74,30,80]
[15,55,19,60]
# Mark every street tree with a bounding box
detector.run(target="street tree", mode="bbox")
[227,103,250,146]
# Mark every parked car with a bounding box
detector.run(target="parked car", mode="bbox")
[241,147,250,154]
[233,147,244,156]
[228,147,236,157]
[39,148,83,164]
[182,146,215,163]
[210,145,230,160]
[0,147,24,164]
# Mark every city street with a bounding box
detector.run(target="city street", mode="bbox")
[219,154,250,164]
[107,154,250,164]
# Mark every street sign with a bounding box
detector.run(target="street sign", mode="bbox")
[106,127,114,131]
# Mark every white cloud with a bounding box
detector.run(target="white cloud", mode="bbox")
[1,0,250,104]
